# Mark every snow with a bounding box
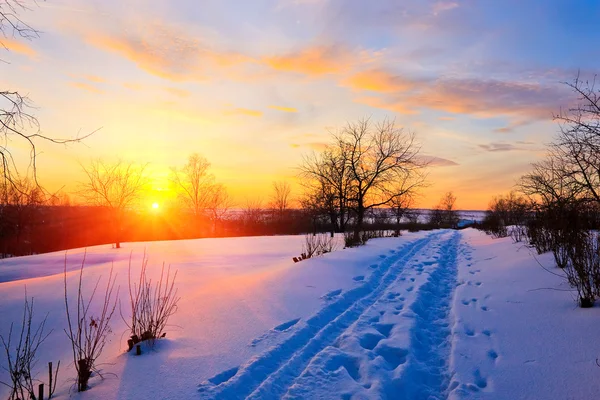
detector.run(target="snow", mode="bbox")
[1,229,599,400]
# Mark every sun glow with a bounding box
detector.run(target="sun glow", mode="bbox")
[152,202,160,210]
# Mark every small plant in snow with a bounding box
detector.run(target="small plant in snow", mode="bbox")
[294,234,339,262]
[123,253,180,351]
[63,252,118,392]
[0,294,60,400]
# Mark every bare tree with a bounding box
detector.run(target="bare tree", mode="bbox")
[1,1,92,190]
[1,1,42,43]
[552,74,600,205]
[270,181,291,213]
[170,153,232,235]
[520,151,584,208]
[242,197,263,230]
[170,153,213,217]
[300,145,352,234]
[205,183,233,235]
[338,118,426,240]
[430,191,459,228]
[78,159,148,248]
[0,177,45,255]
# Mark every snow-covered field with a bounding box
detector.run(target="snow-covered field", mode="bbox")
[1,229,599,399]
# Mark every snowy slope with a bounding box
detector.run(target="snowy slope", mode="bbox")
[1,229,598,400]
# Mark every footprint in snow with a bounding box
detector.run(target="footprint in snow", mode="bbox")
[473,369,488,389]
[487,349,498,361]
[321,289,342,300]
[375,344,409,370]
[274,318,301,332]
[204,366,239,386]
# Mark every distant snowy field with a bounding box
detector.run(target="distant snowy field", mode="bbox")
[1,229,598,399]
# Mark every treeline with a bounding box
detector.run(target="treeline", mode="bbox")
[0,201,456,257]
[479,74,600,308]
[0,118,472,256]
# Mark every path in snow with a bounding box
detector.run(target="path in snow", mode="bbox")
[198,230,461,399]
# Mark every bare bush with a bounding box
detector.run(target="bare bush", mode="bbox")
[318,234,337,254]
[63,253,118,392]
[295,233,338,262]
[565,231,600,307]
[509,225,527,243]
[0,295,58,400]
[123,254,180,351]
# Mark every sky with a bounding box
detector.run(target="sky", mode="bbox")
[1,0,600,210]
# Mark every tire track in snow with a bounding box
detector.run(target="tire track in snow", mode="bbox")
[198,231,444,400]
[387,230,460,399]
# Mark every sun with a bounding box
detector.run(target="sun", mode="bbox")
[152,202,160,210]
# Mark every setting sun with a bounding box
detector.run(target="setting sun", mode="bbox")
[152,202,159,210]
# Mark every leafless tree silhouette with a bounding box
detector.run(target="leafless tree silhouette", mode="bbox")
[302,118,426,242]
[78,159,148,248]
[1,1,92,191]
[552,74,600,205]
[270,181,291,214]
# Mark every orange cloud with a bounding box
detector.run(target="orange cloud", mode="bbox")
[84,75,105,83]
[356,96,419,115]
[70,82,103,94]
[123,83,143,90]
[164,87,191,97]
[354,77,570,121]
[410,79,564,119]
[1,38,36,59]
[343,69,416,93]
[269,105,298,113]
[224,108,263,117]
[264,45,351,76]
[87,23,252,82]
[290,142,328,151]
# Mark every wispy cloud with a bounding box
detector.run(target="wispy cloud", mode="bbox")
[269,105,298,113]
[343,69,417,93]
[69,82,103,94]
[354,77,570,121]
[432,1,459,16]
[264,45,352,76]
[290,142,329,151]
[87,22,251,82]
[224,108,263,117]
[164,87,191,98]
[1,38,37,59]
[419,155,459,167]
[123,83,143,90]
[478,142,533,152]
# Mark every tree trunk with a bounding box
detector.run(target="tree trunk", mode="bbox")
[354,205,364,242]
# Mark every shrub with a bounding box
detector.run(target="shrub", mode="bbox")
[64,253,118,392]
[0,295,59,400]
[565,231,600,307]
[295,234,338,262]
[124,254,180,351]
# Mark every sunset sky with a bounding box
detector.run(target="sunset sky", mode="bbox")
[2,0,600,209]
